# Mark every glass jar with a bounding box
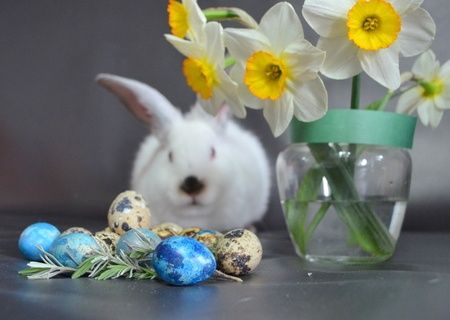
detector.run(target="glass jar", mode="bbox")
[276,110,417,265]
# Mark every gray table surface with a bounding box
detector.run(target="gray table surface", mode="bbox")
[1,211,450,320]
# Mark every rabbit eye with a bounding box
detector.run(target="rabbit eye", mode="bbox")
[168,151,173,163]
[210,147,216,160]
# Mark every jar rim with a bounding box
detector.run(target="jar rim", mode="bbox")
[291,109,417,149]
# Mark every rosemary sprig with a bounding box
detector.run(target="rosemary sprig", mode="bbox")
[18,246,76,279]
[19,234,157,281]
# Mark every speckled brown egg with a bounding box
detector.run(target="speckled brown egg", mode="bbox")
[151,222,183,239]
[94,231,120,253]
[107,190,152,235]
[216,229,263,276]
[61,227,92,236]
[180,227,202,238]
[194,230,223,252]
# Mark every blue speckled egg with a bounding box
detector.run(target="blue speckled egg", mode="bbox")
[49,233,100,268]
[18,222,60,261]
[153,236,216,286]
[116,228,161,257]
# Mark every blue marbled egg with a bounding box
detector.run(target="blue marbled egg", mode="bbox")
[49,233,100,268]
[116,228,161,259]
[18,222,60,261]
[153,236,216,286]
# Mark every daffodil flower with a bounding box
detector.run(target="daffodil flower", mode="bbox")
[302,0,436,90]
[396,50,450,127]
[224,2,328,137]
[167,0,206,42]
[165,22,246,118]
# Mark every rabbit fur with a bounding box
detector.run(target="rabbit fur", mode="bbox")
[96,74,271,231]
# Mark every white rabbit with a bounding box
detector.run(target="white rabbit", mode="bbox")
[96,74,271,230]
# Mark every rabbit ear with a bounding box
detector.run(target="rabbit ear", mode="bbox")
[96,73,181,135]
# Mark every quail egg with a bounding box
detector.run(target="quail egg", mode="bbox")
[49,233,100,268]
[194,230,223,252]
[108,190,152,235]
[151,222,183,239]
[18,222,60,261]
[116,228,161,256]
[94,230,120,253]
[180,227,202,238]
[216,229,262,276]
[61,227,92,236]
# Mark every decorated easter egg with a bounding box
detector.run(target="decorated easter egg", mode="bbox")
[49,233,100,268]
[94,230,120,253]
[194,230,223,252]
[116,228,161,256]
[216,229,262,276]
[151,222,183,239]
[18,222,60,261]
[108,190,152,235]
[153,236,216,286]
[61,227,92,236]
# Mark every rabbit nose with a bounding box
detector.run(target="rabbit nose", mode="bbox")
[180,176,205,195]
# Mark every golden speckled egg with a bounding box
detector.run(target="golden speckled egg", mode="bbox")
[194,230,223,252]
[61,227,92,236]
[180,227,202,238]
[151,222,183,239]
[216,229,263,276]
[94,231,120,253]
[107,190,152,235]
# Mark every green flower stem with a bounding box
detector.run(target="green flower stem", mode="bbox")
[303,203,331,249]
[351,74,361,110]
[284,167,327,255]
[308,143,395,257]
[376,91,394,111]
[224,56,236,68]
[203,8,239,21]
[349,74,362,163]
[366,85,416,111]
[203,7,257,28]
[284,197,307,254]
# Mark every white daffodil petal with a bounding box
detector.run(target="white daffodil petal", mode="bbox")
[164,34,203,58]
[398,8,436,58]
[217,70,247,118]
[204,22,225,66]
[226,7,258,29]
[198,90,225,116]
[229,63,263,110]
[396,86,423,114]
[302,0,352,38]
[412,50,439,80]
[417,99,433,126]
[435,94,450,110]
[290,77,328,122]
[318,37,362,80]
[183,0,207,42]
[224,28,269,61]
[284,40,326,78]
[391,0,424,14]
[429,103,444,128]
[262,94,294,137]
[258,2,304,53]
[359,48,401,90]
[439,60,450,79]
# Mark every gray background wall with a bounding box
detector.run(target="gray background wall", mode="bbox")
[1,0,449,230]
